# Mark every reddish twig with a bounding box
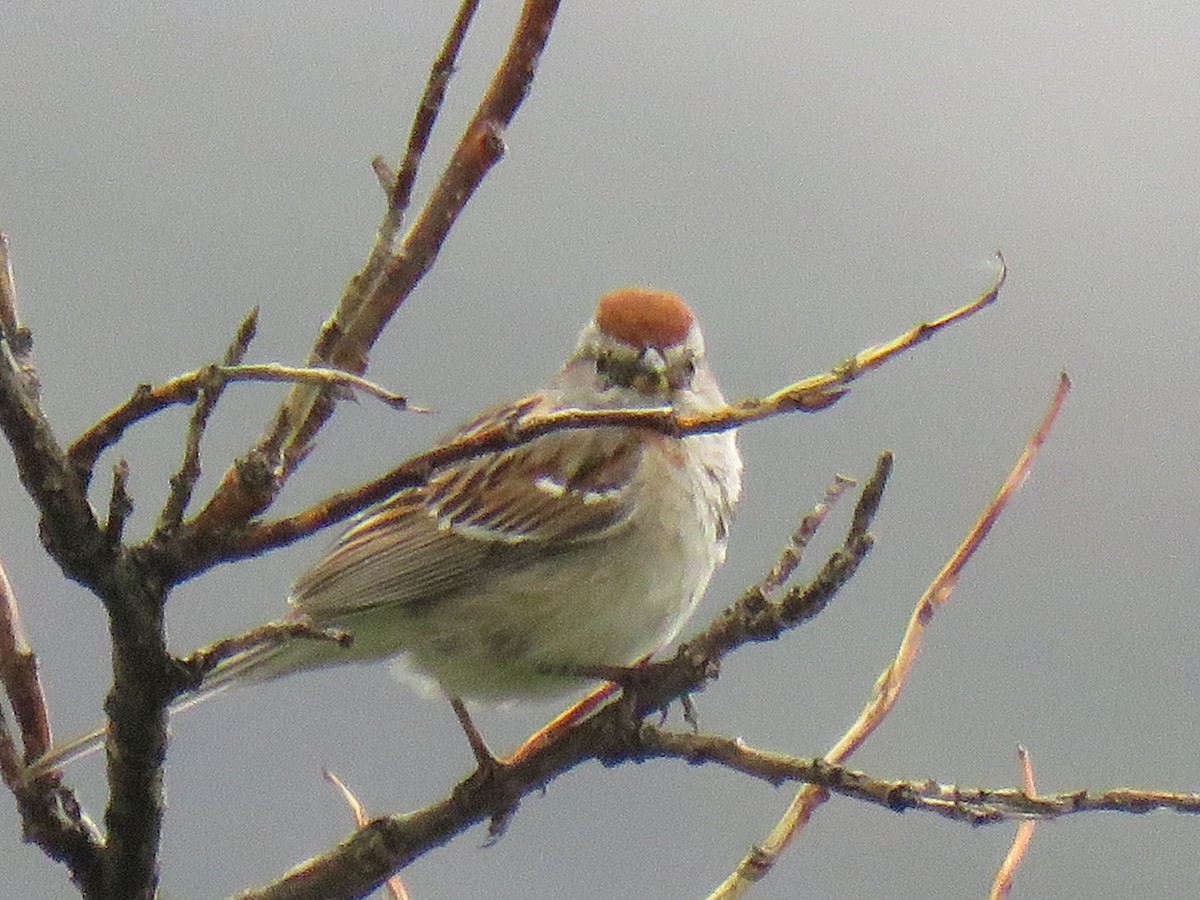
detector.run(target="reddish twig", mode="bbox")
[0,561,51,760]
[707,372,1072,899]
[991,746,1039,898]
[0,560,104,891]
[324,771,411,900]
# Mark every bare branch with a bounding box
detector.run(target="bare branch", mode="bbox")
[991,745,1039,898]
[179,621,352,689]
[382,0,482,240]
[0,560,105,893]
[68,362,418,483]
[158,309,260,534]
[707,372,1072,899]
[636,730,1200,825]
[758,475,855,597]
[191,0,561,539]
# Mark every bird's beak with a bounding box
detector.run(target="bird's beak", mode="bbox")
[634,348,670,395]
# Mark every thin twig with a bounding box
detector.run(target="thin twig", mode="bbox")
[104,460,133,545]
[991,746,1039,898]
[707,373,1072,900]
[639,730,1200,823]
[68,363,420,482]
[324,771,411,900]
[383,0,482,244]
[358,0,484,336]
[180,620,352,687]
[0,561,50,760]
[759,475,856,596]
[158,309,260,534]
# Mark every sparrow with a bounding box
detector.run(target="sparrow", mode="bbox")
[34,287,742,771]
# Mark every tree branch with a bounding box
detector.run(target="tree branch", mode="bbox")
[635,729,1200,824]
[990,745,1039,898]
[68,360,417,484]
[188,0,561,536]
[708,372,1072,899]
[0,561,104,896]
[0,242,105,585]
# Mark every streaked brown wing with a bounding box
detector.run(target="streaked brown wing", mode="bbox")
[426,427,643,542]
[290,495,499,618]
[291,401,645,620]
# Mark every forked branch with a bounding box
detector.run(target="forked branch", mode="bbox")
[188,0,563,535]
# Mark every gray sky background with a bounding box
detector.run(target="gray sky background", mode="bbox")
[2,2,1199,897]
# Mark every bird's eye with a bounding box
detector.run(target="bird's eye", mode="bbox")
[669,355,697,390]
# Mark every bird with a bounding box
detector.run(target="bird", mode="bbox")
[32,287,742,773]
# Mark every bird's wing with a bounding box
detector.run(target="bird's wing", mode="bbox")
[291,400,646,619]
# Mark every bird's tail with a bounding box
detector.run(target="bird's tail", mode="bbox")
[24,637,293,780]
